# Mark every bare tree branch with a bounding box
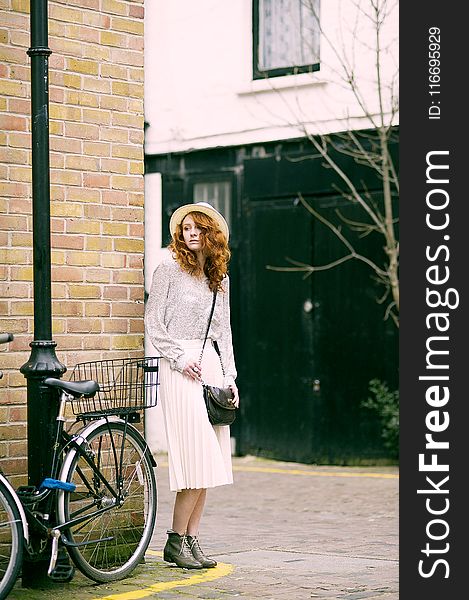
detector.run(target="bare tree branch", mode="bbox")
[262,0,399,324]
[267,194,389,279]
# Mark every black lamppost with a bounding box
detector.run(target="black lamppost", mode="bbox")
[19,0,67,586]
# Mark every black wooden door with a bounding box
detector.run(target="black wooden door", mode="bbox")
[239,197,318,462]
[308,194,398,462]
[239,194,398,463]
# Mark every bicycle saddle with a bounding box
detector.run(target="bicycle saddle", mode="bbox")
[44,377,99,398]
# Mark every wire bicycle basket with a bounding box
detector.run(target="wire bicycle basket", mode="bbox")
[69,357,160,417]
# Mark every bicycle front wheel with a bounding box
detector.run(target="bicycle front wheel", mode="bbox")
[0,479,23,600]
[57,421,157,582]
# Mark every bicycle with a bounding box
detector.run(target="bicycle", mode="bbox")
[0,332,160,599]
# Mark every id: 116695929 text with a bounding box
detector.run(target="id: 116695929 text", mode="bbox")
[428,27,441,120]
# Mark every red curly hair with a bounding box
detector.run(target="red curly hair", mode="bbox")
[168,210,231,292]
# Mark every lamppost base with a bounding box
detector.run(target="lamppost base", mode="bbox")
[20,340,66,587]
[20,340,66,378]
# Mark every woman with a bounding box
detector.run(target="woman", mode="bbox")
[145,202,239,569]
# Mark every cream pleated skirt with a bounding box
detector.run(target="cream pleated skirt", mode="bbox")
[159,339,233,492]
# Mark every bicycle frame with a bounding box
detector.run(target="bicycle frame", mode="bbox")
[57,415,135,532]
[51,414,135,574]
[17,392,148,575]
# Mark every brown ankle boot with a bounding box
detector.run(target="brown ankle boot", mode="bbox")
[163,531,203,569]
[186,535,217,568]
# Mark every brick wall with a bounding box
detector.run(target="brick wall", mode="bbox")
[0,0,145,484]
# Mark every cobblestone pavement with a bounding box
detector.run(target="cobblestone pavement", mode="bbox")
[8,454,398,600]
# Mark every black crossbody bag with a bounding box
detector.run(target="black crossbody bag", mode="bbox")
[199,291,237,426]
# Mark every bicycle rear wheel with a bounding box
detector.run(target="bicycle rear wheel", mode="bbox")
[57,421,157,582]
[0,480,23,600]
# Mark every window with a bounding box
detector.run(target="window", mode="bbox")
[193,181,232,230]
[253,0,320,79]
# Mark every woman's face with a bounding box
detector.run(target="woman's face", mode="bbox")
[181,214,203,252]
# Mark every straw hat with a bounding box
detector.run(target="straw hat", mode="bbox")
[169,202,229,241]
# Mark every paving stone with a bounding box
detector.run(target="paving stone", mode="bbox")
[8,454,398,600]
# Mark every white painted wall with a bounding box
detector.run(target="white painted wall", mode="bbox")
[143,172,168,454]
[144,0,399,155]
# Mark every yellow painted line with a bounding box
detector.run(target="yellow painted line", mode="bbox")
[231,465,399,479]
[95,551,234,600]
[157,461,398,479]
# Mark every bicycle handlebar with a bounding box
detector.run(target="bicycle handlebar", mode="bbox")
[0,333,14,344]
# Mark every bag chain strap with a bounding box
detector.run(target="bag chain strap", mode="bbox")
[198,290,226,378]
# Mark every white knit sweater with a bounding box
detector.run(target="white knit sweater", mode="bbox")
[145,254,237,386]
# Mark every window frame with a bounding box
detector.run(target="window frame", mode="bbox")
[188,174,236,238]
[252,0,320,80]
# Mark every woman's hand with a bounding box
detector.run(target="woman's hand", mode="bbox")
[229,383,239,408]
[182,361,202,381]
